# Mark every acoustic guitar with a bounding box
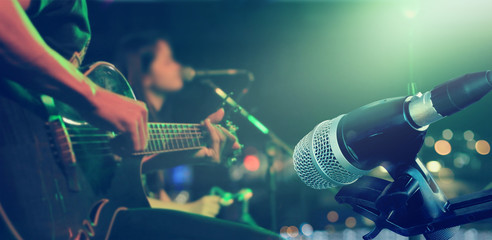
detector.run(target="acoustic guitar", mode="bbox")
[0,62,220,240]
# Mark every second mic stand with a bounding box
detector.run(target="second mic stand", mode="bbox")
[202,79,294,232]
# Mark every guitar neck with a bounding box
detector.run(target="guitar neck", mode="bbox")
[133,123,205,156]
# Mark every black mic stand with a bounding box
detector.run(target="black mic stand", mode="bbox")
[201,79,294,232]
[335,155,492,240]
[336,158,458,240]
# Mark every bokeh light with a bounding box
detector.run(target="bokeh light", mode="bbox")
[426,161,442,173]
[475,140,491,155]
[442,129,453,140]
[279,226,289,239]
[243,155,260,172]
[286,226,299,238]
[464,130,475,141]
[345,217,357,228]
[300,223,313,236]
[327,211,339,223]
[424,136,435,147]
[435,140,452,155]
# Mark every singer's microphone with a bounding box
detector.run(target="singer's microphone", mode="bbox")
[293,71,492,189]
[181,66,250,82]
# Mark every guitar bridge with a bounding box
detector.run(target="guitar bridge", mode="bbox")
[46,116,81,192]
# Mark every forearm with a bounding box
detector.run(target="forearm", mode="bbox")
[147,197,194,213]
[0,0,97,110]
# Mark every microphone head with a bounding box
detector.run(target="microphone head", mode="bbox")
[181,66,196,82]
[293,116,367,189]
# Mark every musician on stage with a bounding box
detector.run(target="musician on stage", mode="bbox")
[115,32,235,218]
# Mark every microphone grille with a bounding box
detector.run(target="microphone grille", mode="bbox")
[293,119,362,189]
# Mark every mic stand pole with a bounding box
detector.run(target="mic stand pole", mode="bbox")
[265,142,278,232]
[201,79,293,232]
[201,79,293,155]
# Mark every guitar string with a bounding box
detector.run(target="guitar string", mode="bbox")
[67,132,204,137]
[66,129,203,135]
[66,124,207,154]
[70,136,205,145]
[68,133,204,138]
[65,125,202,131]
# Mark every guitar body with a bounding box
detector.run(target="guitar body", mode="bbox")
[0,62,150,240]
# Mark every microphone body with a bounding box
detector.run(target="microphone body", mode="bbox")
[181,66,250,82]
[293,71,492,189]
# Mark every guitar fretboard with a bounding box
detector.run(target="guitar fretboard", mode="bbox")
[135,123,204,155]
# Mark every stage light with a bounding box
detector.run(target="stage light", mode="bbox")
[442,129,453,140]
[403,10,418,19]
[475,140,490,155]
[435,140,452,155]
[401,0,420,19]
[464,130,475,141]
[345,217,357,228]
[243,155,260,172]
[300,223,313,236]
[426,161,442,173]
[327,211,339,223]
[424,136,435,147]
[172,165,191,185]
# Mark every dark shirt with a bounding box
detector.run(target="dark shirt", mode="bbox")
[27,0,91,65]
[0,0,91,113]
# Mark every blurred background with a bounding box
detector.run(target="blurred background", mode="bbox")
[85,0,492,239]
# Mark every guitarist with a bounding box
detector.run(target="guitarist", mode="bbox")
[115,32,230,218]
[0,1,277,239]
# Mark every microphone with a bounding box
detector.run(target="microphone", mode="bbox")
[293,71,492,189]
[181,66,251,82]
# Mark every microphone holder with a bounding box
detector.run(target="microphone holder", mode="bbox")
[335,157,492,239]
